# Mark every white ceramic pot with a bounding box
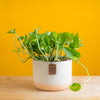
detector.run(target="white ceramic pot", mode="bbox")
[33,60,72,91]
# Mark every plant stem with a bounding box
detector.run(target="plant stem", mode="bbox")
[59,49,63,57]
[49,47,53,61]
[75,61,91,85]
[14,34,39,61]
[35,32,48,61]
[29,42,35,56]
[20,42,27,54]
[13,34,17,49]
[54,42,58,61]
[13,34,29,63]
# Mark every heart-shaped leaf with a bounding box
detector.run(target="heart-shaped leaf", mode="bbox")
[63,47,81,60]
[69,83,81,92]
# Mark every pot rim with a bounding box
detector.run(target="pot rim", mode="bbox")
[33,59,72,63]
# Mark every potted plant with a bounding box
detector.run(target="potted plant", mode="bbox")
[7,28,91,92]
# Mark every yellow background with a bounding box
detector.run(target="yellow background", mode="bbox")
[0,0,100,76]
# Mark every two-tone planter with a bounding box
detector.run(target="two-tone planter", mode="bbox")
[33,59,72,91]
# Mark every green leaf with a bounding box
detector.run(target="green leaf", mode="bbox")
[74,33,79,46]
[12,50,17,52]
[13,48,20,52]
[69,83,81,92]
[17,48,20,52]
[79,43,84,47]
[7,29,16,34]
[34,27,41,33]
[23,40,28,47]
[52,31,57,39]
[29,32,34,36]
[63,47,81,60]
[43,34,50,46]
[28,33,36,42]
[79,39,82,42]
[18,36,24,41]
[63,47,73,58]
[24,35,27,40]
[58,32,74,45]
[46,31,49,34]
[69,33,79,49]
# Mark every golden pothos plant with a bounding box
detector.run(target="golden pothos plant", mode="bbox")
[7,28,91,92]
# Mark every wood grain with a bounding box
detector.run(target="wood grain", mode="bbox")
[0,76,100,100]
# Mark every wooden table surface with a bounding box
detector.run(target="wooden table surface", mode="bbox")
[0,76,100,100]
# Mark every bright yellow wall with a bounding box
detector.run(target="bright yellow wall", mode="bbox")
[0,0,100,76]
